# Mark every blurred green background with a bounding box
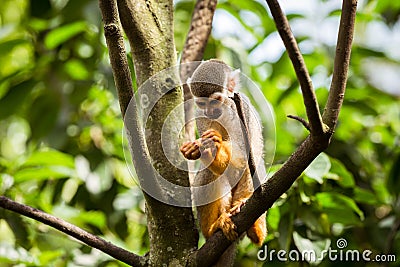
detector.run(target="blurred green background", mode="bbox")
[0,0,399,266]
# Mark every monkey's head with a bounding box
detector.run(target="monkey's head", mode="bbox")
[188,59,239,119]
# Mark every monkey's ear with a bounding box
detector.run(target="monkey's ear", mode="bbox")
[228,69,241,93]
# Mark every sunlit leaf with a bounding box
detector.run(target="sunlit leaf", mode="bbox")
[23,150,75,168]
[14,166,74,182]
[304,153,331,184]
[328,158,355,188]
[293,231,331,265]
[0,39,30,58]
[316,192,364,221]
[64,59,90,80]
[44,21,87,49]
[267,205,280,231]
[353,187,379,205]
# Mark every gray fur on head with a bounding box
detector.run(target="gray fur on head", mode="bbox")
[188,59,231,97]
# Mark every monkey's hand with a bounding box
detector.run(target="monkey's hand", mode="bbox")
[200,129,231,175]
[208,212,238,242]
[180,139,202,160]
[199,129,221,160]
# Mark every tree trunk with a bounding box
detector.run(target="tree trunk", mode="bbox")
[117,0,198,265]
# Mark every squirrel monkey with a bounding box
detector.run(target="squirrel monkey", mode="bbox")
[180,60,267,264]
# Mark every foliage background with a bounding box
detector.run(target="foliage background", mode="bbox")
[0,0,399,266]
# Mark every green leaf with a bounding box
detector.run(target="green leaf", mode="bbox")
[64,59,90,80]
[316,192,364,221]
[328,158,355,188]
[293,232,331,265]
[304,153,331,183]
[0,80,35,119]
[52,205,106,229]
[322,209,361,226]
[44,21,87,49]
[14,166,74,182]
[4,213,30,249]
[23,150,75,168]
[278,212,294,251]
[38,250,65,266]
[0,39,30,58]
[267,205,280,231]
[298,208,330,235]
[353,187,379,205]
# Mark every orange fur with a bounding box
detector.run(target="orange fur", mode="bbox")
[181,128,266,246]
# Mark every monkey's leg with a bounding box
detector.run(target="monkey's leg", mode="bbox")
[197,201,222,240]
[199,195,238,241]
[230,169,253,214]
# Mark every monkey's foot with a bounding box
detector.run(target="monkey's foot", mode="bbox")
[209,213,238,241]
[230,198,249,215]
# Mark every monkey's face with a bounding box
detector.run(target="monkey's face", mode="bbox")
[195,93,225,119]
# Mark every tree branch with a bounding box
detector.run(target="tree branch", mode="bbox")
[98,0,164,200]
[0,196,145,266]
[190,0,358,265]
[322,0,357,129]
[265,0,326,136]
[98,0,132,118]
[180,0,218,83]
[180,0,217,72]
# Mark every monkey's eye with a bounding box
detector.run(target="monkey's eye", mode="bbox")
[209,99,221,106]
[196,100,206,108]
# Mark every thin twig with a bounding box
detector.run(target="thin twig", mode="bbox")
[287,114,311,131]
[265,0,325,136]
[322,0,358,129]
[0,196,145,267]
